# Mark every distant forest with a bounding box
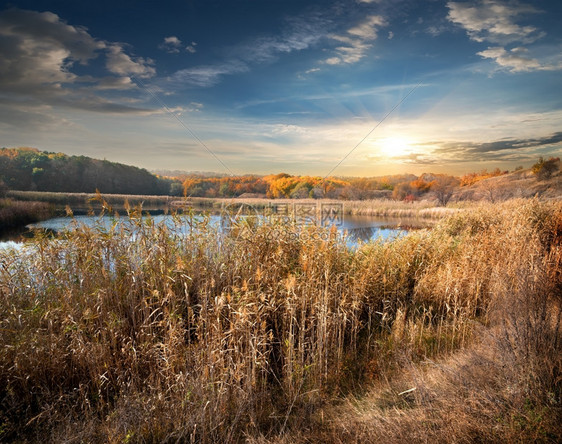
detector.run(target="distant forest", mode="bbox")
[0,148,177,195]
[2,147,555,202]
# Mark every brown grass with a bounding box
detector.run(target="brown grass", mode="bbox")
[0,198,54,232]
[0,199,560,443]
[172,197,462,219]
[7,190,172,209]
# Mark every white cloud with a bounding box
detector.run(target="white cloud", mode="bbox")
[446,1,561,73]
[186,102,203,112]
[476,46,562,72]
[164,36,180,45]
[159,36,197,54]
[106,45,155,78]
[348,15,386,40]
[168,13,327,87]
[324,15,387,65]
[160,35,182,53]
[171,62,249,87]
[447,0,543,44]
[236,15,326,63]
[388,31,394,39]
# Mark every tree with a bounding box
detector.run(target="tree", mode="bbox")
[430,176,459,206]
[392,182,414,201]
[483,182,511,203]
[532,157,560,180]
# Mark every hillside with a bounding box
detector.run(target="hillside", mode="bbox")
[0,148,178,195]
[457,166,562,201]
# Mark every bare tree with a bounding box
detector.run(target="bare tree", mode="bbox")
[484,182,512,203]
[431,176,459,206]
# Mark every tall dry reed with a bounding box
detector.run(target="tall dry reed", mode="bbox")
[0,199,560,443]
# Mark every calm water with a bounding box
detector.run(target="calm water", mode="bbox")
[0,213,429,250]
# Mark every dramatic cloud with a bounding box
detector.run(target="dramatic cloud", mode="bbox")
[325,15,386,65]
[0,8,104,92]
[433,132,562,161]
[105,45,155,78]
[0,8,156,117]
[447,0,543,44]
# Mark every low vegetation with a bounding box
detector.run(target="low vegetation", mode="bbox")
[532,157,561,181]
[1,198,560,442]
[0,199,54,233]
[8,190,173,210]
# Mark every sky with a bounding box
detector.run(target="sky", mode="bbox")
[0,0,561,177]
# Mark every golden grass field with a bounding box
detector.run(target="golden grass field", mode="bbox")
[0,198,561,443]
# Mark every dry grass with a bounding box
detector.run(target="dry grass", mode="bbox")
[345,198,460,218]
[0,198,54,232]
[7,190,172,209]
[172,197,461,219]
[0,199,560,443]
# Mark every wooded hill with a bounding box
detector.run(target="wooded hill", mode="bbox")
[0,148,177,195]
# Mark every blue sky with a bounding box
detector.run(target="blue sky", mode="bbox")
[1,0,561,176]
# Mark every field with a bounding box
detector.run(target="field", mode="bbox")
[0,198,561,443]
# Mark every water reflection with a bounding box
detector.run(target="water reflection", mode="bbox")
[1,212,429,249]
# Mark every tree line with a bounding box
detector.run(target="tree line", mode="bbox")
[2,147,557,202]
[0,148,176,195]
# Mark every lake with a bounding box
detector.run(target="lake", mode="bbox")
[0,212,430,250]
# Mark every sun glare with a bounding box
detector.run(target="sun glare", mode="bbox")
[378,136,413,158]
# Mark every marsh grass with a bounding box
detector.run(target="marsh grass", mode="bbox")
[7,190,172,210]
[0,198,54,232]
[0,199,560,443]
[173,197,462,219]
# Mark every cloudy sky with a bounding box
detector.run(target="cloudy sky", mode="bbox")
[1,0,561,176]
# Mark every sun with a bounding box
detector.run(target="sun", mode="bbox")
[377,136,413,158]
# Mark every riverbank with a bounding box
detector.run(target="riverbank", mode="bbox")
[6,191,465,223]
[171,196,463,219]
[0,199,54,234]
[7,190,172,209]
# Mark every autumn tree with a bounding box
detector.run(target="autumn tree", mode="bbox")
[392,182,415,201]
[532,157,560,180]
[430,175,459,206]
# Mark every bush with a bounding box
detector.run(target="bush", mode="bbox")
[532,157,560,180]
